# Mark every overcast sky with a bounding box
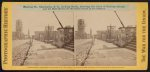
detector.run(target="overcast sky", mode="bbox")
[12,4,136,35]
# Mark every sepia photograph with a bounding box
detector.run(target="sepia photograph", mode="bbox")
[74,11,136,66]
[12,4,136,66]
[12,5,75,66]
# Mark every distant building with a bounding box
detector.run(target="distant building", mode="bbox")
[13,20,25,40]
[45,25,54,41]
[75,19,88,39]
[34,25,59,43]
[78,19,85,33]
[45,26,54,31]
[16,20,22,33]
[96,31,108,41]
[95,26,136,47]
[34,31,45,41]
[12,32,17,40]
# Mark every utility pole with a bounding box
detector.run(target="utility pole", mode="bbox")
[90,28,92,38]
[107,24,115,40]
[28,29,32,45]
[48,24,50,42]
[28,29,30,40]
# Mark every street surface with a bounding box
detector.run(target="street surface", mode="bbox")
[84,39,136,66]
[12,40,30,65]
[12,39,136,66]
[75,39,93,66]
[24,40,75,66]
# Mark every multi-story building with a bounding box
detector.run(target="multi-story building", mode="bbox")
[75,19,87,39]
[13,20,24,40]
[44,25,54,42]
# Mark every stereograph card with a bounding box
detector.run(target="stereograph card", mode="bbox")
[1,2,148,70]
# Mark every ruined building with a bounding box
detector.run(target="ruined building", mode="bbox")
[75,19,87,39]
[13,20,25,40]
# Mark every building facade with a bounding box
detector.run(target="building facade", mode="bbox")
[13,20,25,40]
[75,19,88,39]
